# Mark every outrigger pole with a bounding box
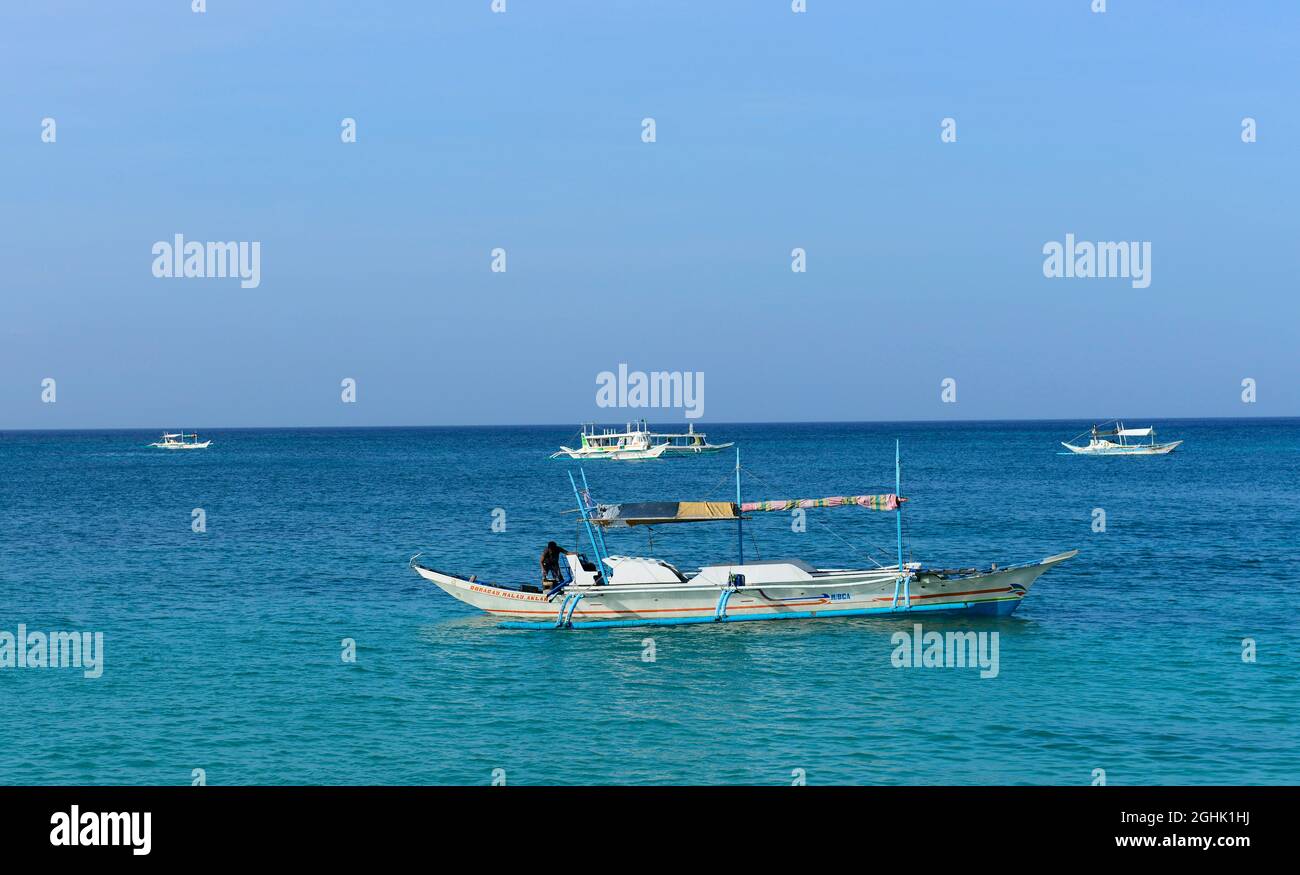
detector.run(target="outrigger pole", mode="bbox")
[568,468,608,573]
[895,439,903,573]
[735,446,743,566]
[890,438,911,610]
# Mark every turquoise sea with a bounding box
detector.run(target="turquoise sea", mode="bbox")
[1,420,1296,785]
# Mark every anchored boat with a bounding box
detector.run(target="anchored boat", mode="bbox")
[412,445,1076,630]
[550,420,732,461]
[1061,421,1181,456]
[148,431,212,450]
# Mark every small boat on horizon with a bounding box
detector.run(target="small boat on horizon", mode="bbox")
[550,420,733,461]
[413,445,1077,630]
[148,431,212,450]
[1061,421,1181,456]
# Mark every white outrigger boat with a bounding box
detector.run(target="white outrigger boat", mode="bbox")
[550,420,732,461]
[1061,422,1181,456]
[148,431,212,450]
[412,446,1076,630]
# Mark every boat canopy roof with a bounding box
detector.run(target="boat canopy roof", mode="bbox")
[590,494,905,527]
[592,501,737,527]
[1092,422,1154,438]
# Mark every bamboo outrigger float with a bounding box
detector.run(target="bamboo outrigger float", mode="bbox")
[411,445,1076,630]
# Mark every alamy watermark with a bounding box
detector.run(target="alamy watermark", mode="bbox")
[890,623,999,678]
[596,364,704,419]
[50,806,150,855]
[152,234,261,289]
[1042,233,1151,289]
[0,624,104,678]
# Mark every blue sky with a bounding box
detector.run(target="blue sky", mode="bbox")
[2,1,1296,428]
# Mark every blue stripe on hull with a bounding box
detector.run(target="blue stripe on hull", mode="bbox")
[499,597,1023,630]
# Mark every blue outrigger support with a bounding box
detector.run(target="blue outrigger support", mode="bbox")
[554,592,584,628]
[715,587,735,621]
[891,576,912,610]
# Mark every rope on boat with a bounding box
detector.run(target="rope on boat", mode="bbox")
[1064,418,1123,445]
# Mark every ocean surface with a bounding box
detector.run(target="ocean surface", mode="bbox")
[1,420,1296,786]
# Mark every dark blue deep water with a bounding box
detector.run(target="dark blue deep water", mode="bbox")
[2,421,1296,785]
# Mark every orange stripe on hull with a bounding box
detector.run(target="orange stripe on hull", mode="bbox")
[485,598,831,616]
[866,584,1014,604]
[485,584,1019,617]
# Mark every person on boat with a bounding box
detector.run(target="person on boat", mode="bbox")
[540,541,571,589]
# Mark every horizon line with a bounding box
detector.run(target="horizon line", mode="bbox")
[2,414,1296,434]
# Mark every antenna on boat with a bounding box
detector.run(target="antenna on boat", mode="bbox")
[895,439,904,573]
[735,446,744,566]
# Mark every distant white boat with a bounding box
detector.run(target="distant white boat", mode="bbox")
[551,420,733,461]
[149,432,211,450]
[1061,422,1181,456]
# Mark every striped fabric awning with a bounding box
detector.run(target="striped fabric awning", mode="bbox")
[590,494,906,526]
[741,494,905,513]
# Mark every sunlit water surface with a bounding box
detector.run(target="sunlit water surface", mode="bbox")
[2,421,1296,785]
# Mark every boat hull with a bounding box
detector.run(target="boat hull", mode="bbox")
[411,552,1076,629]
[658,442,734,457]
[1061,440,1180,455]
[550,443,668,461]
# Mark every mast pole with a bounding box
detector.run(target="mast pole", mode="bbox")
[569,469,602,568]
[735,446,744,566]
[578,468,608,565]
[895,439,904,573]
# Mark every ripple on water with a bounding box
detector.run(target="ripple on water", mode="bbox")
[2,422,1297,784]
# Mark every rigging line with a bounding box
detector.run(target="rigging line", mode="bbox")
[736,465,890,569]
[746,525,762,561]
[1066,418,1121,444]
[739,465,888,563]
[701,469,737,502]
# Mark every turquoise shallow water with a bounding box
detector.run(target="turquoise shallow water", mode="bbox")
[1,420,1296,785]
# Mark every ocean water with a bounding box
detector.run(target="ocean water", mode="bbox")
[1,420,1296,786]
